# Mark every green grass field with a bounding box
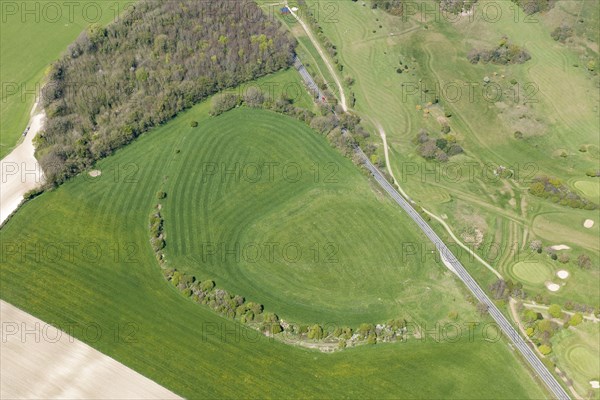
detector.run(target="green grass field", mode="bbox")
[552,323,600,398]
[511,261,554,286]
[0,86,547,398]
[575,179,600,202]
[297,0,599,303]
[0,0,131,158]
[282,3,599,396]
[161,106,480,326]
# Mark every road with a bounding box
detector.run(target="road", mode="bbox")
[355,145,570,400]
[285,3,348,111]
[293,56,325,103]
[287,10,570,397]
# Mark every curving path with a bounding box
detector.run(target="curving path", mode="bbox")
[356,145,570,400]
[285,3,348,112]
[0,104,45,225]
[287,19,569,395]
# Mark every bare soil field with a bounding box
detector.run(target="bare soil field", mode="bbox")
[0,300,181,399]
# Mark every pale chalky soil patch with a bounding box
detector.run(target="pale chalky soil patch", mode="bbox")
[0,300,181,400]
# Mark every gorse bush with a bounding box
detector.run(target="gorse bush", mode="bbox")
[510,0,555,15]
[38,0,295,184]
[529,176,598,210]
[468,37,531,65]
[370,0,404,15]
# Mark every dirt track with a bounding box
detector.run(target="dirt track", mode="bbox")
[0,109,45,225]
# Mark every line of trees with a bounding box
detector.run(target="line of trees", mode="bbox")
[149,193,414,349]
[510,0,555,15]
[468,37,531,65]
[529,176,598,210]
[370,0,404,16]
[37,0,296,185]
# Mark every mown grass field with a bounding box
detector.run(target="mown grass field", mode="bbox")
[552,323,600,398]
[0,82,547,398]
[0,0,131,158]
[161,106,474,326]
[299,0,599,306]
[285,3,598,396]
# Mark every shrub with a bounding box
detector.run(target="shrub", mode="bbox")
[201,280,215,292]
[310,115,338,134]
[538,344,552,355]
[190,121,198,128]
[468,37,531,65]
[308,324,324,340]
[418,140,438,159]
[358,323,374,337]
[526,327,535,337]
[557,253,570,264]
[446,144,464,156]
[157,191,167,199]
[269,323,283,335]
[211,93,240,116]
[435,150,449,162]
[24,188,45,200]
[577,254,592,269]
[548,304,562,318]
[514,131,523,139]
[569,313,583,326]
[436,138,448,150]
[243,87,265,108]
[529,240,542,253]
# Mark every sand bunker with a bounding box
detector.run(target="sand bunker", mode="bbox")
[556,270,569,279]
[590,381,600,389]
[551,245,570,251]
[89,170,102,177]
[546,282,560,292]
[584,219,595,228]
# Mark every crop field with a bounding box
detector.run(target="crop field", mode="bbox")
[0,80,550,398]
[0,0,131,158]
